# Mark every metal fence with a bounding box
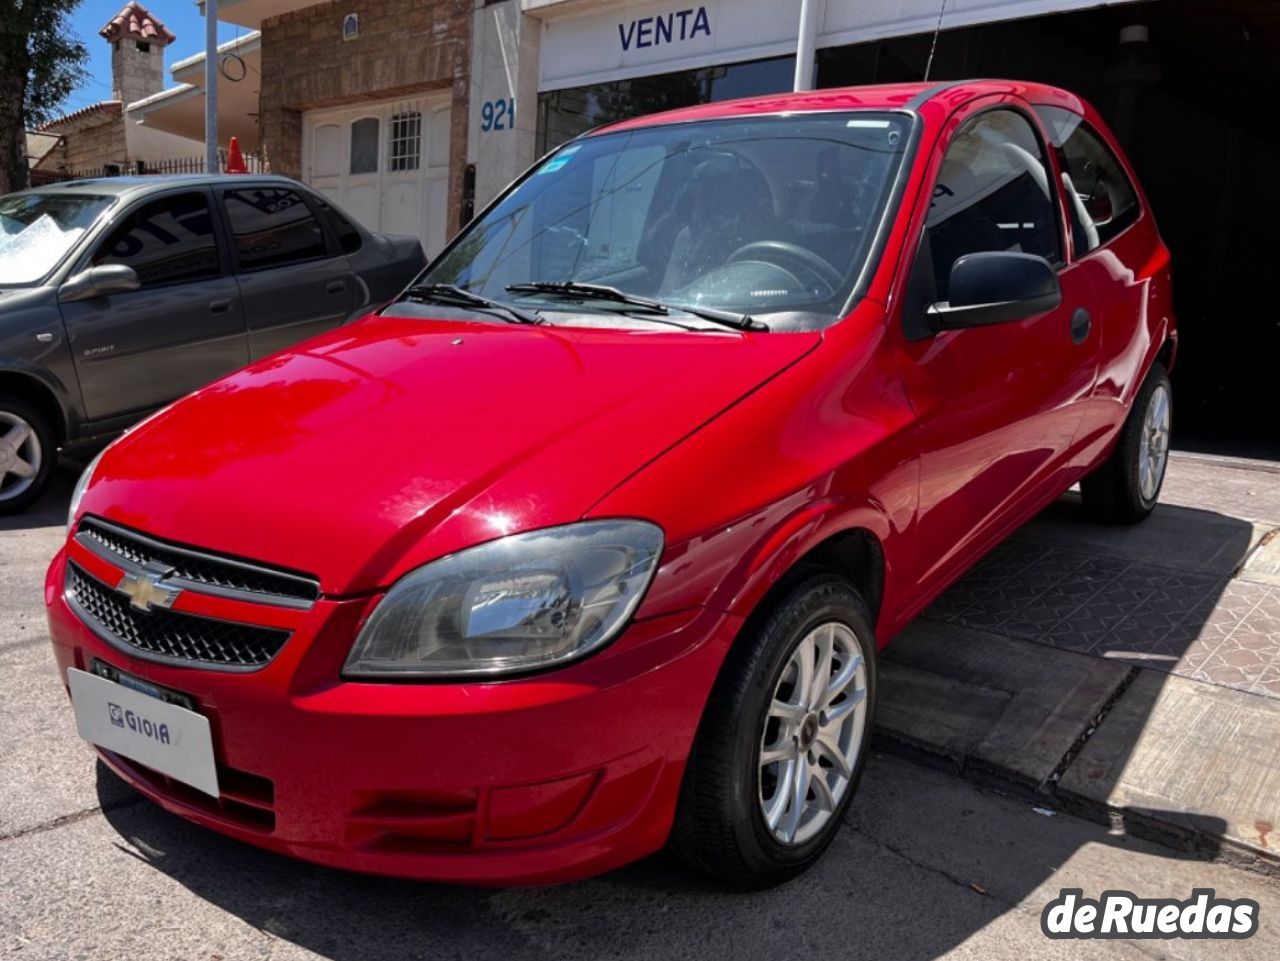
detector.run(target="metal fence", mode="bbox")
[30,150,268,185]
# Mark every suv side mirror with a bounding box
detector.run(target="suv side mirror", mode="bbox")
[927,252,1061,330]
[59,264,140,303]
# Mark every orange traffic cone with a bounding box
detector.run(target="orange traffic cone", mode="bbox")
[225,136,248,174]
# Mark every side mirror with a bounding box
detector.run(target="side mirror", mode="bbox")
[58,264,140,303]
[927,252,1061,330]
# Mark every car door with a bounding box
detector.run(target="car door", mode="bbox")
[217,185,359,360]
[58,188,249,422]
[891,102,1100,598]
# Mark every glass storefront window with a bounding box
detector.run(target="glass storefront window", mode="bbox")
[537,54,794,153]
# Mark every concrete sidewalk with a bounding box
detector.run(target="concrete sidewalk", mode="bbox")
[878,451,1280,873]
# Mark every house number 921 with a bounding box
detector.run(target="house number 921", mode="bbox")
[481,98,515,132]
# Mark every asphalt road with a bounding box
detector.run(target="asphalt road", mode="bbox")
[3,466,1279,961]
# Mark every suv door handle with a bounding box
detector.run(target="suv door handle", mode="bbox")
[209,299,232,314]
[1070,308,1091,344]
[326,281,347,295]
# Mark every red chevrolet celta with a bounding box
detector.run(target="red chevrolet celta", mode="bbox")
[47,80,1175,887]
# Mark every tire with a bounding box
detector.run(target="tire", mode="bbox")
[1079,362,1172,525]
[671,573,877,888]
[0,394,56,516]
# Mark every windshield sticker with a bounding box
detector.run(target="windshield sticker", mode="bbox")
[535,145,581,176]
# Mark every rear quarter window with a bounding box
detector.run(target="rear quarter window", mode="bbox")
[1036,106,1140,256]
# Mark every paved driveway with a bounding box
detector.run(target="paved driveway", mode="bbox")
[3,459,1279,961]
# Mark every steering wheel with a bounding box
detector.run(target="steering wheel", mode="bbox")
[726,240,844,294]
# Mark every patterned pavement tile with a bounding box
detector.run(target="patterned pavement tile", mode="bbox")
[1250,663,1280,699]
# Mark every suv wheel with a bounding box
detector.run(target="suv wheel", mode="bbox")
[0,395,56,516]
[1080,362,1172,524]
[671,573,876,888]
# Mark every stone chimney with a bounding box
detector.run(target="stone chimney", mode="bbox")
[99,2,175,107]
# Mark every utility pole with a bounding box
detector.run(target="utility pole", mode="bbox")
[793,0,820,91]
[204,0,219,173]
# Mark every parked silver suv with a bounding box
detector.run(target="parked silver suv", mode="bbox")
[0,174,425,513]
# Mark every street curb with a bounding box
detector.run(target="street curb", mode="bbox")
[874,628,1280,880]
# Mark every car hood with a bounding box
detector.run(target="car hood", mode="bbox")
[84,314,819,593]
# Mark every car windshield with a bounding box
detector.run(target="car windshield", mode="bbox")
[0,192,113,286]
[422,111,912,329]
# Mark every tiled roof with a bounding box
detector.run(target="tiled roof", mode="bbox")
[40,101,123,131]
[100,2,175,45]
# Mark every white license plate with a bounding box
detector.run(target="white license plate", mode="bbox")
[68,668,219,797]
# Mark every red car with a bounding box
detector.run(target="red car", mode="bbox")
[46,81,1174,888]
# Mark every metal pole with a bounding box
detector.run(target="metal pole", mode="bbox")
[793,0,820,91]
[204,0,219,173]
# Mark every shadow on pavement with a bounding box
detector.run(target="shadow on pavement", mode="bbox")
[90,491,1254,960]
[96,752,1227,961]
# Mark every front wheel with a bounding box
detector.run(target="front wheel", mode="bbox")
[0,395,56,516]
[1080,361,1172,524]
[671,574,876,888]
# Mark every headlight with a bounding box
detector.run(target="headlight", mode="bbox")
[343,520,664,679]
[66,449,106,532]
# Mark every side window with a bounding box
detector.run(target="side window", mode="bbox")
[92,192,220,287]
[314,196,363,254]
[388,112,422,172]
[350,117,379,175]
[925,109,1062,300]
[222,188,328,271]
[1036,106,1139,256]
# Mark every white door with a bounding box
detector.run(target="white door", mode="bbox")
[303,97,451,258]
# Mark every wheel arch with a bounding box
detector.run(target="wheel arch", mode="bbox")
[723,508,891,643]
[0,367,72,443]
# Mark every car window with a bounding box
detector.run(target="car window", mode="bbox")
[1036,106,1139,256]
[313,196,363,254]
[423,111,912,325]
[222,187,328,271]
[926,109,1062,300]
[91,192,220,288]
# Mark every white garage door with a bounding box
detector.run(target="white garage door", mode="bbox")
[303,96,451,258]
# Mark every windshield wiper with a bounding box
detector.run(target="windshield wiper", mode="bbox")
[506,281,767,332]
[403,283,542,325]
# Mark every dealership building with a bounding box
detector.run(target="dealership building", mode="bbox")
[127,0,1273,445]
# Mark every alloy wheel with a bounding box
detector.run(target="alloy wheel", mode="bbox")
[757,621,868,846]
[0,411,42,503]
[1138,382,1171,503]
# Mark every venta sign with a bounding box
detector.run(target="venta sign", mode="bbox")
[618,6,711,52]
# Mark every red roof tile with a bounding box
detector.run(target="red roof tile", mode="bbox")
[100,2,175,45]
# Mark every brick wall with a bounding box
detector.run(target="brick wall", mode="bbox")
[44,111,129,173]
[259,0,473,233]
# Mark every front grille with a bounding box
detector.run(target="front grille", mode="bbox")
[77,517,319,605]
[66,562,291,668]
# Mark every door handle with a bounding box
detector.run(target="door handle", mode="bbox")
[209,299,232,314]
[326,281,347,295]
[1070,308,1091,344]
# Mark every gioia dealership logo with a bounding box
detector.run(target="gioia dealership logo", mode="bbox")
[1042,889,1258,939]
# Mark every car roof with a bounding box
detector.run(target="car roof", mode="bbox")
[590,80,1084,137]
[6,173,305,201]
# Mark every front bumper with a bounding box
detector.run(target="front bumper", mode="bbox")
[45,547,740,885]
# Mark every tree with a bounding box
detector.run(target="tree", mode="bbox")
[0,0,87,193]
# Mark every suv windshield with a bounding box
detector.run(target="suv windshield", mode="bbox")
[423,112,912,329]
[0,192,113,286]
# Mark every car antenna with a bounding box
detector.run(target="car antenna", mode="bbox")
[922,0,948,81]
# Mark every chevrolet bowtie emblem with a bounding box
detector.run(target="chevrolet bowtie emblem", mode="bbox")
[116,564,180,612]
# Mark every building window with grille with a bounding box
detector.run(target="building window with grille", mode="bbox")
[388,112,422,172]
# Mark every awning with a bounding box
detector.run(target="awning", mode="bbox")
[126,32,261,151]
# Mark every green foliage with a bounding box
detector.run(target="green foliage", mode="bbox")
[0,0,89,125]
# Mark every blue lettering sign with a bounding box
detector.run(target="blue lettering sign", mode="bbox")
[619,6,711,52]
